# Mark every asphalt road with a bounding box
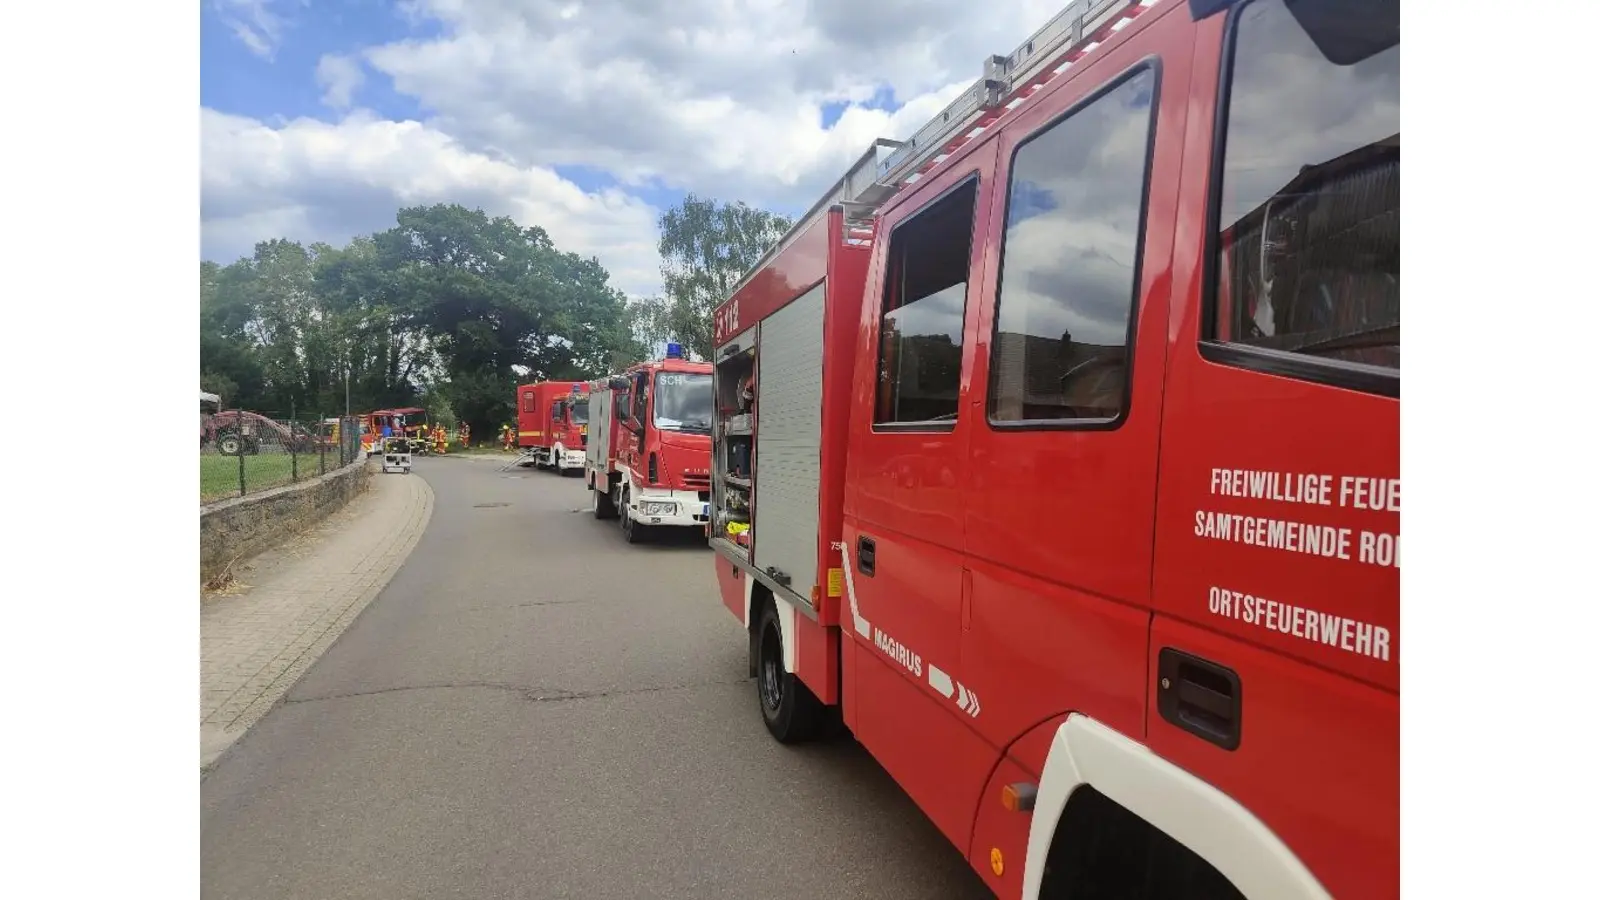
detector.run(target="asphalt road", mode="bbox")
[201,456,992,900]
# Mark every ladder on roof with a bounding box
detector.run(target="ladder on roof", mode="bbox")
[864,0,1147,205]
[725,0,1154,300]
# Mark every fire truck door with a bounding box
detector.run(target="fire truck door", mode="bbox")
[958,50,1183,758]
[620,371,648,469]
[841,150,999,847]
[1144,7,1400,890]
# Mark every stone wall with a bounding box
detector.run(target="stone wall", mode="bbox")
[201,457,373,584]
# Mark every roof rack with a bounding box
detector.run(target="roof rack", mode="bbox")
[723,0,1156,301]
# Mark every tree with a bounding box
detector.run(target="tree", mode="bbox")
[199,203,647,436]
[651,195,794,359]
[372,204,639,436]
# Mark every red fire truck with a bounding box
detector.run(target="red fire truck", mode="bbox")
[707,0,1398,898]
[515,380,589,474]
[360,408,428,456]
[583,346,714,542]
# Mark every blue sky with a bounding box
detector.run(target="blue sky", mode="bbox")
[201,3,423,122]
[199,0,1081,296]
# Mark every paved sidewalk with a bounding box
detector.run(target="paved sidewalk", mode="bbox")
[201,465,435,770]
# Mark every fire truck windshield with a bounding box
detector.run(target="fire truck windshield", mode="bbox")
[653,372,712,434]
[569,398,589,424]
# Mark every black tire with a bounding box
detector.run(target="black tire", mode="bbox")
[592,481,618,520]
[217,433,243,456]
[754,602,825,743]
[619,490,647,544]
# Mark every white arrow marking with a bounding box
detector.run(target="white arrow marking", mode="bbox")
[833,541,872,639]
[832,545,980,719]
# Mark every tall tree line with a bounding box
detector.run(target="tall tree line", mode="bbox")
[202,197,795,435]
[201,204,647,437]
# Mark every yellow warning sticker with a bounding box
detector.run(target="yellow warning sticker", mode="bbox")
[827,568,844,597]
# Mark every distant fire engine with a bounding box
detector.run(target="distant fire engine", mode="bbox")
[516,380,589,474]
[706,1,1398,899]
[583,344,714,543]
[360,408,427,457]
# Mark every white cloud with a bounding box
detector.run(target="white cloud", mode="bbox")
[213,0,298,61]
[205,0,1144,297]
[359,0,1067,208]
[201,109,663,296]
[316,55,366,110]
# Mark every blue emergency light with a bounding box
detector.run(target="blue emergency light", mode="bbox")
[665,341,684,359]
[571,384,582,395]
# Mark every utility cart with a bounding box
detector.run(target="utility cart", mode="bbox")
[380,436,412,474]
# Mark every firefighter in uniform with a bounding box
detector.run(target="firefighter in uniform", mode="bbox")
[501,424,513,451]
[434,425,447,454]
[458,422,470,449]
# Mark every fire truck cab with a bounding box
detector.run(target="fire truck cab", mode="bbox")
[516,380,588,474]
[584,346,714,542]
[708,1,1398,898]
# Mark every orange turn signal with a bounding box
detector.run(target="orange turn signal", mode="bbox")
[1000,782,1037,813]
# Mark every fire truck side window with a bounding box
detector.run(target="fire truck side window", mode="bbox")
[550,400,562,423]
[873,177,979,426]
[632,373,648,424]
[1209,0,1399,386]
[987,67,1157,424]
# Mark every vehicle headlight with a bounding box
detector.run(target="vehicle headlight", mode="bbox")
[641,501,677,516]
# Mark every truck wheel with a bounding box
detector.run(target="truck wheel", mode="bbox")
[619,490,648,543]
[592,482,618,520]
[754,602,824,743]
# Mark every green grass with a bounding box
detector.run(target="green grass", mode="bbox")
[200,453,331,503]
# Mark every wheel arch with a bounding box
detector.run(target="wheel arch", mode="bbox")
[746,581,797,677]
[1021,714,1332,900]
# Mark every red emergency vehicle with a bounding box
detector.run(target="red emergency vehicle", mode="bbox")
[708,1,1398,898]
[360,408,427,456]
[515,380,589,474]
[582,346,714,542]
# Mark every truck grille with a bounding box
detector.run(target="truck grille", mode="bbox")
[682,473,710,490]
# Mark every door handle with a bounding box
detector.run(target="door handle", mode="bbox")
[1157,648,1242,751]
[856,536,876,576]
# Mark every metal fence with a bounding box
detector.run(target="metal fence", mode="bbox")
[200,412,364,504]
